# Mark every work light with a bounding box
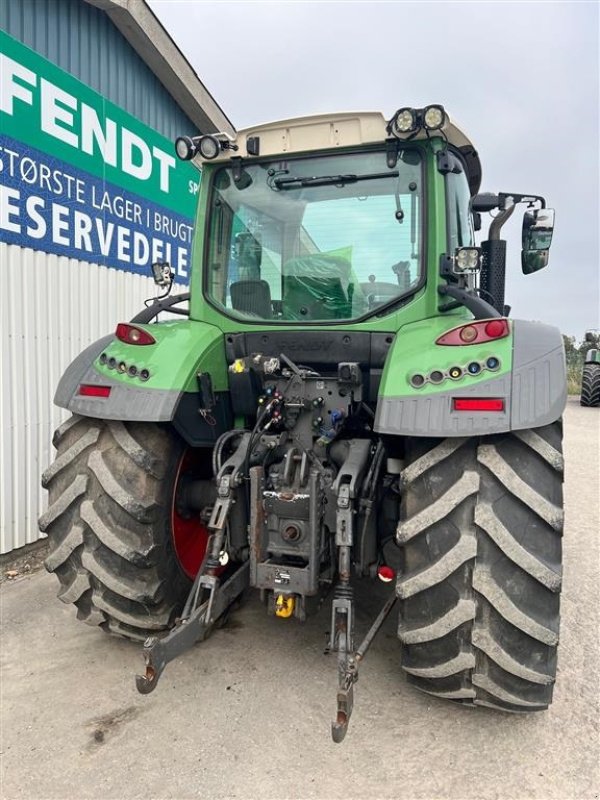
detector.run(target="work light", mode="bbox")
[423,105,446,130]
[198,135,221,160]
[391,107,419,136]
[151,261,174,287]
[175,133,227,161]
[454,247,482,273]
[175,135,197,161]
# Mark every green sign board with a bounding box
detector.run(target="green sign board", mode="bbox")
[0,29,200,279]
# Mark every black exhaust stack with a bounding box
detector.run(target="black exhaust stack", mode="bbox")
[474,194,515,315]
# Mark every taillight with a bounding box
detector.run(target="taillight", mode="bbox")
[453,398,504,412]
[115,323,155,345]
[78,385,111,398]
[436,319,510,346]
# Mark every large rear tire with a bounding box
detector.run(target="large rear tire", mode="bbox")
[580,363,600,407]
[396,422,563,711]
[39,416,198,641]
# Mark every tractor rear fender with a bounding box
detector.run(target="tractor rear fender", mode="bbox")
[54,320,232,445]
[584,348,600,365]
[375,318,566,437]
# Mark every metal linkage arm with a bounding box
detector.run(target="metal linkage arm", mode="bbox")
[331,591,398,743]
[135,433,252,694]
[136,562,249,693]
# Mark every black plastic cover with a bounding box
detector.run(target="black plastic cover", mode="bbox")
[224,331,394,371]
[172,391,233,447]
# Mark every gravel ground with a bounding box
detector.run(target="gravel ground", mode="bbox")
[1,398,598,800]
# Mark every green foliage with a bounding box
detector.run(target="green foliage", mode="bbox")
[563,332,600,394]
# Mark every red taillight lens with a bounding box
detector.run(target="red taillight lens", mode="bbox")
[453,398,504,412]
[484,320,506,339]
[437,319,510,346]
[78,385,111,398]
[115,323,155,345]
[377,565,396,583]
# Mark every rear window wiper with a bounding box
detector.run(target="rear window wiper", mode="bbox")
[272,170,399,190]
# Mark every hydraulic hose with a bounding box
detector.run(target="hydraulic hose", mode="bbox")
[212,429,249,476]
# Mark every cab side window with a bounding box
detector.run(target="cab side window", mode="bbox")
[446,167,475,252]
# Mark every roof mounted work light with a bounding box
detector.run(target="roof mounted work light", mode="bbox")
[175,135,197,160]
[174,132,239,161]
[390,107,419,136]
[423,104,446,130]
[388,104,447,138]
[198,135,221,160]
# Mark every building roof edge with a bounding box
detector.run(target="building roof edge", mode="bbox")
[84,0,235,137]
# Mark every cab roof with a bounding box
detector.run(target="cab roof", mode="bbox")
[204,110,482,195]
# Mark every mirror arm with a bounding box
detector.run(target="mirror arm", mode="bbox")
[498,192,546,209]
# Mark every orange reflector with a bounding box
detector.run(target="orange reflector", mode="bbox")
[78,384,111,398]
[453,398,504,412]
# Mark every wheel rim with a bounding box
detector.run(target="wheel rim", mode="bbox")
[171,449,211,579]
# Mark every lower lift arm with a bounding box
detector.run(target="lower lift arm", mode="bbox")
[331,590,398,742]
[135,434,252,694]
[327,439,397,742]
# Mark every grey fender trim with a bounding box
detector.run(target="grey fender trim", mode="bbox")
[58,362,182,422]
[375,374,512,437]
[510,320,567,430]
[54,335,115,409]
[375,320,567,437]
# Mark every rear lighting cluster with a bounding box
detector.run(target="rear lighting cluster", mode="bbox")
[115,323,156,345]
[99,352,150,381]
[436,319,509,346]
[410,357,501,388]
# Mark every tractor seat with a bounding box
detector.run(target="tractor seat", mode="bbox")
[230,279,272,318]
[282,251,352,320]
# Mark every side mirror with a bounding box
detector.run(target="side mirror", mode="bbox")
[151,261,174,288]
[521,208,555,274]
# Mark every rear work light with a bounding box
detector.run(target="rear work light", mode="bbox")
[453,398,504,412]
[115,323,156,346]
[78,385,111,398]
[436,319,510,346]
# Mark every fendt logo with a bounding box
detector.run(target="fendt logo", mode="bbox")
[0,54,176,193]
[0,30,199,280]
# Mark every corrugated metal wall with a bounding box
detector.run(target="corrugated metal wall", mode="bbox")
[0,242,160,553]
[0,0,195,140]
[0,0,199,553]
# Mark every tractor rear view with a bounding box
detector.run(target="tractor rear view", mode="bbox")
[40,105,566,741]
[580,330,600,407]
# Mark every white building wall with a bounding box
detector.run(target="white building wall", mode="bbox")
[0,242,159,553]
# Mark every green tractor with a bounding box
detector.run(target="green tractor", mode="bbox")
[580,330,600,407]
[40,105,566,741]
